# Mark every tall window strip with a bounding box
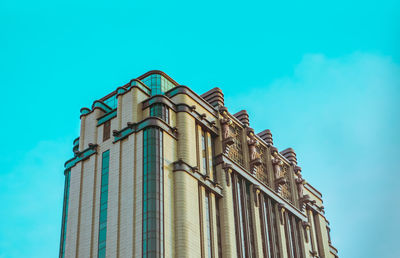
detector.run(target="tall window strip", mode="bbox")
[207,134,213,179]
[245,183,256,258]
[270,202,281,258]
[150,103,169,124]
[198,127,214,179]
[201,130,207,175]
[103,120,110,141]
[232,174,256,258]
[259,195,277,258]
[215,198,222,258]
[59,169,71,258]
[143,128,164,258]
[142,74,175,95]
[284,213,303,258]
[205,191,213,258]
[98,150,110,258]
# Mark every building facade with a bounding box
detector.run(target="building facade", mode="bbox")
[60,70,338,258]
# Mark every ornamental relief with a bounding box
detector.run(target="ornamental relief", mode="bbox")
[227,124,244,166]
[272,152,293,204]
[254,145,271,187]
[280,163,293,203]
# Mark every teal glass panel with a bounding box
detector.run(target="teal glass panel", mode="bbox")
[103,95,117,109]
[59,170,70,258]
[142,74,176,96]
[143,128,163,258]
[98,150,110,258]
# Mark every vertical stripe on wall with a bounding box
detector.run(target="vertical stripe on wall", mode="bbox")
[59,169,71,258]
[143,128,163,258]
[98,150,110,258]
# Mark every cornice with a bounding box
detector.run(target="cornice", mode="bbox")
[113,116,178,142]
[217,154,307,221]
[165,85,219,118]
[173,159,223,197]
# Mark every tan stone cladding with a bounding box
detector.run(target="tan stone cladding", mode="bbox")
[61,70,338,258]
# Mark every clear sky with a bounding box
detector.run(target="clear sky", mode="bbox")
[0,0,399,257]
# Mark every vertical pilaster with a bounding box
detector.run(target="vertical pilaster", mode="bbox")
[77,156,97,257]
[217,164,237,258]
[118,135,135,257]
[250,187,263,258]
[65,162,82,257]
[174,112,201,257]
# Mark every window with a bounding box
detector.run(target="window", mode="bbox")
[98,150,110,258]
[197,126,214,179]
[259,195,281,258]
[103,120,110,141]
[103,95,117,109]
[150,103,169,124]
[215,198,222,258]
[284,212,303,258]
[232,174,256,258]
[142,74,176,95]
[205,192,213,258]
[143,128,164,258]
[199,188,218,258]
[59,169,71,258]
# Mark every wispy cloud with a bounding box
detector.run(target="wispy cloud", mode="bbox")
[225,52,400,258]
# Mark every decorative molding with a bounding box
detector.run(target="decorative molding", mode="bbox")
[172,159,223,197]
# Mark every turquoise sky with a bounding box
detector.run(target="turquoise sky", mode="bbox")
[1,0,399,257]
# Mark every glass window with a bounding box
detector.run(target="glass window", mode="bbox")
[141,74,176,96]
[59,170,70,258]
[103,120,110,141]
[143,128,164,258]
[232,175,257,258]
[215,198,222,258]
[98,150,110,258]
[103,95,117,109]
[205,192,213,258]
[198,127,215,179]
[284,213,303,258]
[150,103,169,124]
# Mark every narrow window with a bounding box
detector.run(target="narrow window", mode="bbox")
[215,198,222,258]
[260,195,273,258]
[143,128,163,258]
[207,134,214,179]
[59,169,71,258]
[233,175,255,258]
[103,120,110,141]
[285,213,295,258]
[198,127,214,179]
[98,150,110,258]
[245,182,256,258]
[201,130,207,175]
[270,202,281,258]
[205,192,213,258]
[233,176,245,258]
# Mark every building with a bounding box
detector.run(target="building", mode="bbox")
[59,70,338,258]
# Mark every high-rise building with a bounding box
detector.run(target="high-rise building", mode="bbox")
[60,70,338,258]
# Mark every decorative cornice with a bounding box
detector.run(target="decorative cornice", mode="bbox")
[113,117,177,142]
[219,154,307,221]
[64,144,98,171]
[165,85,219,118]
[172,159,223,197]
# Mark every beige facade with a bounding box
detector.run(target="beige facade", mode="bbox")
[60,70,338,258]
